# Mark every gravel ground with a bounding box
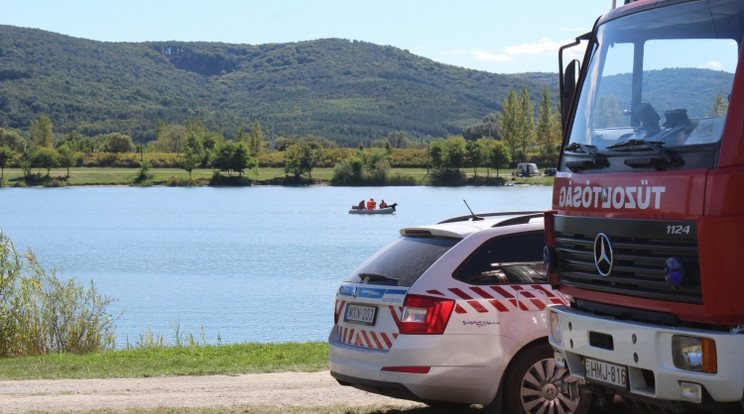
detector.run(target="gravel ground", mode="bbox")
[0,371,425,413]
[0,371,640,414]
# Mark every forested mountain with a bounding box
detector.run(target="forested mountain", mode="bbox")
[0,25,556,147]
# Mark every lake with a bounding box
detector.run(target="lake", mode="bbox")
[0,185,552,348]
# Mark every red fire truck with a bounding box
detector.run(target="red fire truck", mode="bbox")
[545,0,744,412]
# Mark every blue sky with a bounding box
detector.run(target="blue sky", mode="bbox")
[4,0,612,73]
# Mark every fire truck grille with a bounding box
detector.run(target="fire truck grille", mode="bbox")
[553,215,702,304]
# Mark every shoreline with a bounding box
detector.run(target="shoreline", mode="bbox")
[1,166,549,188]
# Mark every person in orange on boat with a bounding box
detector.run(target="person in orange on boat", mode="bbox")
[358,200,365,209]
[366,198,376,209]
[380,200,388,208]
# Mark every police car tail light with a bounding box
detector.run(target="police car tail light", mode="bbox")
[399,294,454,335]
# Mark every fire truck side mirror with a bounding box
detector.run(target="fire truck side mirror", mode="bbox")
[561,59,580,128]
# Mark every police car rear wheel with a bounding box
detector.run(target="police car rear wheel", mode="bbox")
[501,342,589,414]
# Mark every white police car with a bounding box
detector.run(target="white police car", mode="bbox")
[328,212,590,414]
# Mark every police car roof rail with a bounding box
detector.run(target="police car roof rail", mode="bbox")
[492,212,544,227]
[437,211,543,225]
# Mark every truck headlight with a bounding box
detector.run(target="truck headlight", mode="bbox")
[548,310,562,345]
[672,335,717,373]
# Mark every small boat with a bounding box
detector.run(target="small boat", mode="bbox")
[349,203,397,215]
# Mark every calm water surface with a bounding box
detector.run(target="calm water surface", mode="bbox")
[0,185,552,347]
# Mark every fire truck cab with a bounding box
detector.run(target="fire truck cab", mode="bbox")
[545,0,744,412]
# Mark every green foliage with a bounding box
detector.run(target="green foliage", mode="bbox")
[425,136,471,185]
[210,141,257,176]
[0,128,28,152]
[153,123,188,153]
[29,115,54,147]
[248,121,264,156]
[135,159,153,184]
[285,141,321,178]
[499,86,537,162]
[463,112,500,140]
[100,132,135,153]
[430,168,467,186]
[0,342,329,380]
[0,232,117,356]
[386,148,427,167]
[58,130,93,153]
[183,138,202,179]
[489,139,512,176]
[0,145,14,179]
[30,146,59,176]
[0,26,555,147]
[56,143,76,177]
[229,142,257,176]
[428,138,445,169]
[208,171,252,186]
[387,131,410,148]
[427,136,468,170]
[442,136,466,169]
[79,151,182,168]
[425,135,514,183]
[331,148,390,185]
[466,138,489,177]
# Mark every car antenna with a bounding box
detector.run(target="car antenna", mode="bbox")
[463,200,484,221]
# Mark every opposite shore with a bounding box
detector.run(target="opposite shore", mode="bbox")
[0,166,553,187]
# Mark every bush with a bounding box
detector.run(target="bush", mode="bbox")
[0,232,118,356]
[385,173,417,186]
[429,168,466,186]
[209,171,252,186]
[330,148,389,185]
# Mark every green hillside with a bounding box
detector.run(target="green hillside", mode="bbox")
[0,25,556,146]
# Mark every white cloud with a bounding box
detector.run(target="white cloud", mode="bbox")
[703,61,723,70]
[505,38,562,56]
[467,37,570,64]
[472,49,512,62]
[440,38,581,72]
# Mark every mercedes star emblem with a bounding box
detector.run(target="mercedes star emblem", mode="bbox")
[593,233,614,277]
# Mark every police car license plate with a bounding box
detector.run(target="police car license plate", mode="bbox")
[585,357,628,389]
[344,304,377,326]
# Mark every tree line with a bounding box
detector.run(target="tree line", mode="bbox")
[0,86,562,185]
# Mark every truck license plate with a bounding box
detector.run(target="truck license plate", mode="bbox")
[585,357,628,389]
[344,304,377,326]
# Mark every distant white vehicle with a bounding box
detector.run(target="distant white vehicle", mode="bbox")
[328,212,590,414]
[513,162,541,177]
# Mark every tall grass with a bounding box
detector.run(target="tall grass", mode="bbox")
[0,232,118,356]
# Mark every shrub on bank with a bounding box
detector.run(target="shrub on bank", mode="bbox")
[429,168,467,186]
[0,232,118,356]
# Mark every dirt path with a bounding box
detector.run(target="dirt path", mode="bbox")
[0,371,425,413]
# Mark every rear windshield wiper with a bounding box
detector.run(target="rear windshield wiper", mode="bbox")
[563,142,608,171]
[358,273,398,285]
[606,139,683,170]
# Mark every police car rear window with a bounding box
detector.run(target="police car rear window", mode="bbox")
[344,236,459,287]
[453,231,546,285]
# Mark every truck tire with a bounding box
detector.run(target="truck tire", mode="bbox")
[501,341,590,414]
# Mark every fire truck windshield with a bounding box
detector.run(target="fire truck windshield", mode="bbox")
[563,0,743,172]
